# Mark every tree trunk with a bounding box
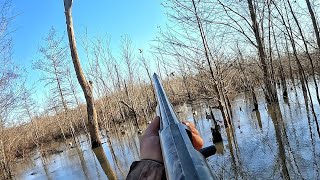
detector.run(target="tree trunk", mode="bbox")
[191,0,231,128]
[281,1,320,137]
[237,48,259,110]
[305,0,320,52]
[54,65,68,112]
[247,0,278,104]
[63,1,101,149]
[287,0,320,106]
[63,1,117,179]
[284,36,295,86]
[272,23,288,98]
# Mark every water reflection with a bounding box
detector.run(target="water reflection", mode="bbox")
[266,104,290,179]
[12,88,320,180]
[93,146,116,179]
[305,102,319,178]
[40,156,51,180]
[255,110,262,129]
[106,133,125,177]
[74,145,89,180]
[214,141,224,155]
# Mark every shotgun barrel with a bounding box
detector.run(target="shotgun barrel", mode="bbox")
[152,73,215,180]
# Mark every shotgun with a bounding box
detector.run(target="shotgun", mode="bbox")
[152,73,215,180]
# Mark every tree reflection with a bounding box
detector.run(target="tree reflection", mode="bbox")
[93,146,117,180]
[255,110,262,129]
[267,104,290,179]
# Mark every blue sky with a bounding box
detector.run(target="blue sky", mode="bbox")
[10,0,166,108]
[11,0,166,79]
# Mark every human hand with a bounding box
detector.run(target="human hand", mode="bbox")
[139,116,204,163]
[140,116,163,162]
[182,121,204,151]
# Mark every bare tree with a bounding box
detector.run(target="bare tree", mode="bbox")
[236,44,259,110]
[305,0,320,53]
[0,1,23,178]
[63,0,116,179]
[139,49,155,100]
[65,67,88,133]
[121,36,136,84]
[247,0,278,103]
[0,59,21,180]
[286,0,320,106]
[33,27,70,112]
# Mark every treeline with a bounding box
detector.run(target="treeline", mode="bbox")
[1,0,320,179]
[153,0,320,131]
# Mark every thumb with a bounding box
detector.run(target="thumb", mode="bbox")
[143,116,160,136]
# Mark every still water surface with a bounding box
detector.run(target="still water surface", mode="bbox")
[13,88,320,179]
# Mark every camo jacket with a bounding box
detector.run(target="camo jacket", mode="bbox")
[126,160,166,180]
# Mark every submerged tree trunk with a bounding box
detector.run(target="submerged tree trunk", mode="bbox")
[279,1,320,138]
[287,0,320,106]
[191,0,231,128]
[273,1,307,96]
[272,23,288,98]
[237,48,259,110]
[247,0,278,104]
[284,37,295,86]
[63,0,101,149]
[63,1,116,179]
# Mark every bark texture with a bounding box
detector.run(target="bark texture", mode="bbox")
[63,1,117,179]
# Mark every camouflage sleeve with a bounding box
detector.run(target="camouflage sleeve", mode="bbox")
[126,160,166,180]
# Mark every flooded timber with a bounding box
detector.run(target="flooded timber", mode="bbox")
[12,87,320,179]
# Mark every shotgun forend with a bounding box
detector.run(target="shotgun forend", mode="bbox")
[152,73,215,180]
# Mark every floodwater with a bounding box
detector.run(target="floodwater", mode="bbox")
[12,86,320,179]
